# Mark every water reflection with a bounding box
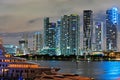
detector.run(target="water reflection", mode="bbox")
[34,61,120,80]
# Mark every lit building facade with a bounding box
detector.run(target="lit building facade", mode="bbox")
[33,32,43,53]
[106,7,118,51]
[44,17,56,55]
[83,10,93,53]
[44,17,49,47]
[94,22,104,51]
[56,20,61,55]
[19,39,29,55]
[3,44,18,55]
[60,14,80,56]
[60,15,69,55]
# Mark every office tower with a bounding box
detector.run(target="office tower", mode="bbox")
[83,10,93,53]
[44,17,49,47]
[94,22,104,51]
[60,15,69,56]
[44,17,56,55]
[117,13,120,51]
[33,32,43,53]
[56,20,61,55]
[106,7,118,51]
[60,14,80,56]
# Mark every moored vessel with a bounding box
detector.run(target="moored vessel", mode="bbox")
[0,40,59,79]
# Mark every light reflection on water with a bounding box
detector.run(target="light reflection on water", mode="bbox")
[33,60,120,80]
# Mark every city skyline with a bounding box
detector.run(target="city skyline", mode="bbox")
[0,0,120,50]
[42,7,119,56]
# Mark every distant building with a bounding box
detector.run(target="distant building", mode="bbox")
[106,7,118,51]
[44,17,49,47]
[33,32,43,54]
[0,38,5,53]
[94,22,104,51]
[60,14,80,56]
[83,10,93,54]
[3,44,17,55]
[19,39,29,55]
[56,20,61,55]
[44,17,56,55]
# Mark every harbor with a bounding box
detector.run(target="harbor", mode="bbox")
[0,41,93,80]
[0,0,120,80]
[33,60,120,80]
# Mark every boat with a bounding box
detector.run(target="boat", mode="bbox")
[0,39,94,80]
[0,40,60,79]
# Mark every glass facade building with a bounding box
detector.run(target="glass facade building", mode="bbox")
[94,22,104,51]
[33,32,43,53]
[83,10,93,53]
[44,17,50,47]
[60,14,80,56]
[3,44,17,55]
[56,20,61,55]
[106,7,118,51]
[44,17,56,55]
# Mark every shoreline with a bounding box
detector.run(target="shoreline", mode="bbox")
[15,54,120,61]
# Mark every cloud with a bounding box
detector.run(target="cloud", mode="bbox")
[0,15,43,33]
[0,0,120,49]
[0,0,120,33]
[1,0,119,16]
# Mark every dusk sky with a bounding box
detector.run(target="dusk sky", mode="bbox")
[0,0,120,33]
[0,0,120,48]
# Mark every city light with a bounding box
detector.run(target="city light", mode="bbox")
[111,7,118,24]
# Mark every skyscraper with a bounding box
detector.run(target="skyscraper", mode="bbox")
[94,22,104,51]
[56,20,61,55]
[69,14,80,56]
[83,10,93,54]
[60,14,80,56]
[33,32,43,53]
[106,7,118,51]
[60,15,69,55]
[44,17,49,47]
[44,17,56,55]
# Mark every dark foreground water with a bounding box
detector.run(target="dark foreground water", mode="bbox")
[32,60,120,80]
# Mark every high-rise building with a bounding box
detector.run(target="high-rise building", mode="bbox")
[33,32,43,53]
[60,14,80,56]
[44,17,49,47]
[94,22,104,51]
[56,20,61,55]
[60,15,69,55]
[117,13,120,51]
[83,10,93,54]
[106,7,118,51]
[44,17,56,55]
[47,23,56,48]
